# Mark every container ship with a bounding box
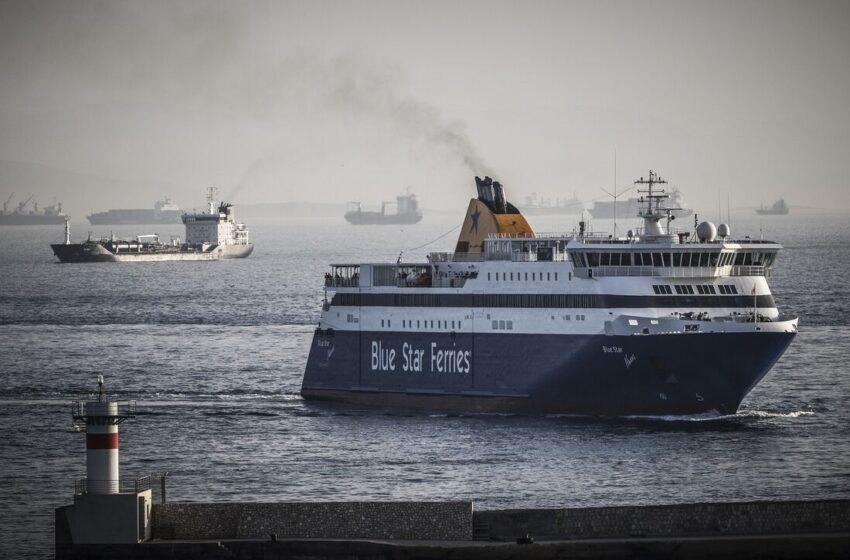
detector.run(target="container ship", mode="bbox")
[519,192,584,216]
[589,189,693,220]
[344,193,423,225]
[302,173,797,416]
[51,188,252,262]
[0,194,67,225]
[86,197,182,225]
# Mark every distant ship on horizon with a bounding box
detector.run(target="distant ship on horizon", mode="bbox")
[589,189,693,220]
[756,199,789,215]
[87,197,182,225]
[344,193,423,225]
[0,193,67,225]
[519,192,584,216]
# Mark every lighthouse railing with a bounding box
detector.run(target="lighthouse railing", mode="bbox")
[75,474,157,495]
[71,400,136,422]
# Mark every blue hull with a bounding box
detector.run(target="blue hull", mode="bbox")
[301,329,796,416]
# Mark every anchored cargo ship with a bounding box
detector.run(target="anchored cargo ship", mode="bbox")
[87,197,182,225]
[0,193,67,225]
[590,189,693,220]
[519,192,584,216]
[344,193,423,225]
[302,172,797,416]
[756,199,789,215]
[51,188,253,262]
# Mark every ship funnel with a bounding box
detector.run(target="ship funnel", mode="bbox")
[492,181,507,214]
[475,176,495,205]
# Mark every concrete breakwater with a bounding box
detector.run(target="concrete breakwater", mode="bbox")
[474,499,850,541]
[56,498,850,559]
[152,501,473,541]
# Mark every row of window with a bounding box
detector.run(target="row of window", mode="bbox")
[488,271,559,282]
[388,319,462,330]
[488,313,587,330]
[332,292,774,309]
[653,284,738,296]
[572,251,775,268]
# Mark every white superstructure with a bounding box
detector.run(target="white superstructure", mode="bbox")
[182,187,250,247]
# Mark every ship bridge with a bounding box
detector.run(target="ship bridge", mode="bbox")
[566,237,781,279]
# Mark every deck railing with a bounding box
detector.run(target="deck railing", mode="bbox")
[75,475,153,495]
[324,276,359,288]
[428,252,484,263]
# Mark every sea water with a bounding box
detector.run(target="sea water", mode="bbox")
[1,211,848,558]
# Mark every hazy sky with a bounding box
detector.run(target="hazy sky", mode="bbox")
[1,0,848,216]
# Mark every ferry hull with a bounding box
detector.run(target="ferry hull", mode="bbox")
[301,329,796,416]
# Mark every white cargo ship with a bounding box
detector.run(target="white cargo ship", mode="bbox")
[51,188,253,262]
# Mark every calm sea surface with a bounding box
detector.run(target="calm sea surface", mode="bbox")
[1,211,849,558]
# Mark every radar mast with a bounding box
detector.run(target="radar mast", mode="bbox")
[635,170,681,240]
[206,187,219,214]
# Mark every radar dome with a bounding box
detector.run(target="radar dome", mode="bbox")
[717,223,731,238]
[696,221,717,242]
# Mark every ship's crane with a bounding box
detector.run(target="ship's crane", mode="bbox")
[17,194,33,213]
[3,192,13,212]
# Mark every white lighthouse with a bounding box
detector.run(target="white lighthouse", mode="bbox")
[72,375,133,494]
[57,376,154,546]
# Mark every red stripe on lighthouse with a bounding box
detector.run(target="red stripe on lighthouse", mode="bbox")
[86,433,118,449]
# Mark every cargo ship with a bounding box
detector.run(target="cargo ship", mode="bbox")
[344,193,423,225]
[301,172,797,416]
[87,197,181,225]
[756,199,789,215]
[51,189,252,262]
[0,194,67,225]
[590,189,693,220]
[519,192,584,216]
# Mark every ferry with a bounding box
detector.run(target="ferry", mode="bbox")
[302,172,798,416]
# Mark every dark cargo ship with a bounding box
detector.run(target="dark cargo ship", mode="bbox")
[344,193,423,225]
[0,194,67,225]
[302,173,797,416]
[756,199,789,215]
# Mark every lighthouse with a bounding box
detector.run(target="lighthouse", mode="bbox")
[72,375,134,493]
[57,375,154,546]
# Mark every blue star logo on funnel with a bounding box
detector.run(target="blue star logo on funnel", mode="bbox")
[469,207,481,233]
